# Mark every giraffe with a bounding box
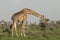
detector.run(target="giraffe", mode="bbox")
[11,8,47,37]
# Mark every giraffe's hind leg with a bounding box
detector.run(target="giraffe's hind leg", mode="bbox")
[11,21,18,37]
[11,25,14,38]
[14,21,18,37]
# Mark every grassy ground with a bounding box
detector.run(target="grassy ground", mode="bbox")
[0,25,60,40]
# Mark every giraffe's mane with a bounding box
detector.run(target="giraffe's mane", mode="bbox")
[14,10,24,15]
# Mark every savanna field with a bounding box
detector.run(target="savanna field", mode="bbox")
[0,0,60,40]
[0,21,60,40]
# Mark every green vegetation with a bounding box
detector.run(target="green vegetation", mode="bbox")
[0,24,60,40]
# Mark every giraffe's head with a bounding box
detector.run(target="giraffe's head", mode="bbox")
[40,15,49,23]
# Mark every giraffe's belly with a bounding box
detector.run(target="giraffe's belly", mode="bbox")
[18,17,24,22]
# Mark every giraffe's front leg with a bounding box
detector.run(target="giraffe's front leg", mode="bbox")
[21,20,26,37]
[21,27,26,37]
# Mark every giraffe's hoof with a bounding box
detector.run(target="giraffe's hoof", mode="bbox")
[24,34,26,37]
[21,33,23,36]
[21,33,26,37]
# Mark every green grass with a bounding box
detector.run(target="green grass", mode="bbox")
[0,33,60,40]
[0,25,60,40]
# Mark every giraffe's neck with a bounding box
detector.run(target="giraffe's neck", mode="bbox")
[25,9,46,23]
[25,9,44,20]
